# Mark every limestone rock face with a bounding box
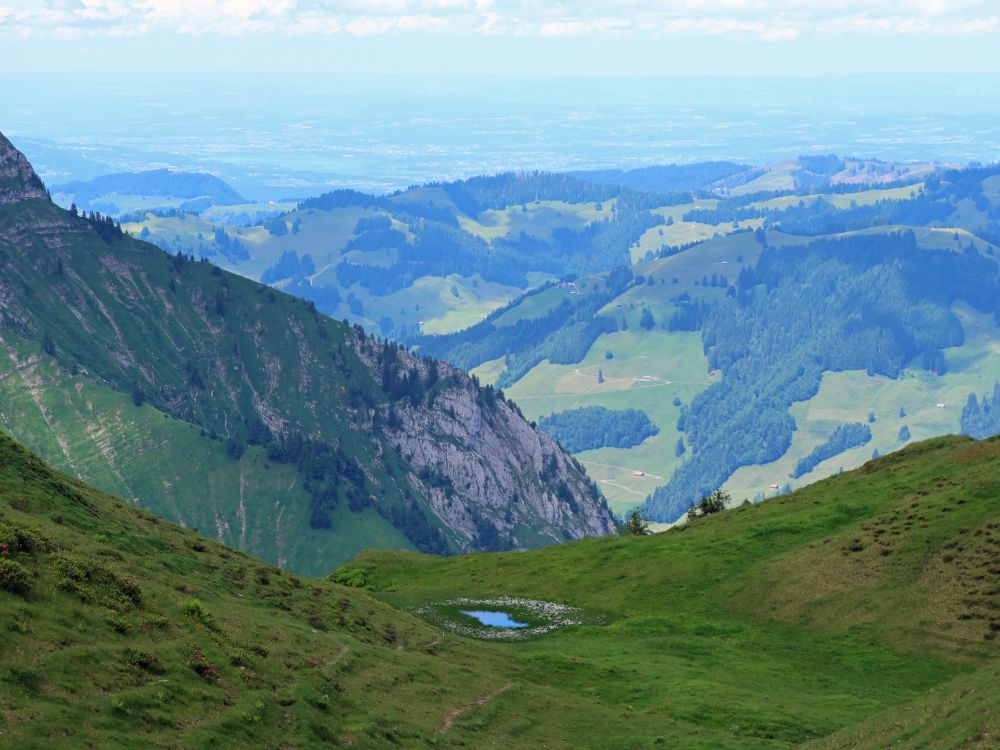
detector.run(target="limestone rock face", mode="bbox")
[0,135,49,206]
[352,335,619,550]
[0,128,617,556]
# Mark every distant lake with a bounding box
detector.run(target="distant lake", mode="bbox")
[4,73,999,199]
[461,610,529,628]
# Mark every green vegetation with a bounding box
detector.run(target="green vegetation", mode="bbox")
[345,434,1000,748]
[685,488,731,520]
[539,405,659,452]
[3,426,998,747]
[620,509,651,535]
[961,383,1000,438]
[791,422,872,479]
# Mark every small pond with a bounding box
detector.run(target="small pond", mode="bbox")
[412,597,596,641]
[461,610,529,628]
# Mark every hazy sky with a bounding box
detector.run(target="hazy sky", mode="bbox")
[1,0,1000,75]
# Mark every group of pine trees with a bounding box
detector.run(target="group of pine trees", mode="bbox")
[791,422,872,479]
[961,384,1000,439]
[539,406,659,453]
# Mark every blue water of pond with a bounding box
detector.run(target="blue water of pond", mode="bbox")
[461,610,529,628]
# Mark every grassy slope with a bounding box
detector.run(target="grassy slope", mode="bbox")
[352,435,1000,749]
[458,199,613,242]
[0,329,414,574]
[3,429,996,748]
[0,432,544,749]
[724,304,1000,503]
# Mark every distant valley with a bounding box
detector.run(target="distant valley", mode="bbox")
[0,133,614,576]
[59,152,1000,521]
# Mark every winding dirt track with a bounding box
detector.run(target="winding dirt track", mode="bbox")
[439,681,513,733]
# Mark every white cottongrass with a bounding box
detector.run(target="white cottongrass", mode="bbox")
[412,596,591,641]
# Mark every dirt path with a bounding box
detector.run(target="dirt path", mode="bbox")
[581,459,664,480]
[597,479,647,497]
[439,681,513,733]
[329,644,349,666]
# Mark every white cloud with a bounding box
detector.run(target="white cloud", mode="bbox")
[0,0,998,40]
[538,18,629,37]
[759,26,799,42]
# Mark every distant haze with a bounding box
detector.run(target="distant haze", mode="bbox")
[3,74,999,199]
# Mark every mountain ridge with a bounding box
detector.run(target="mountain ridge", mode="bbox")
[53,169,245,211]
[0,133,49,205]
[0,132,615,571]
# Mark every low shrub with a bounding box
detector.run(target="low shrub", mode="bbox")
[330,567,367,588]
[0,558,32,595]
[180,598,217,630]
[187,648,219,681]
[0,520,52,556]
[50,555,143,608]
[123,647,163,674]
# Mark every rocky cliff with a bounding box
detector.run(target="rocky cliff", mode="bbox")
[352,334,616,548]
[0,133,49,205]
[0,131,616,567]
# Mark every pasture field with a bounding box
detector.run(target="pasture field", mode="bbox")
[724,305,1000,503]
[353,434,1000,747]
[458,199,614,242]
[506,329,711,514]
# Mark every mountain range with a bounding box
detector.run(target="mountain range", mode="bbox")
[0,132,615,575]
[0,128,997,748]
[106,149,1000,521]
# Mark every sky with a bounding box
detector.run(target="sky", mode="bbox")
[1,0,1000,75]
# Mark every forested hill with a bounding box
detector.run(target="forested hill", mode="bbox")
[568,161,753,193]
[404,160,1000,521]
[0,132,615,574]
[72,141,1000,522]
[641,230,1000,522]
[53,169,245,209]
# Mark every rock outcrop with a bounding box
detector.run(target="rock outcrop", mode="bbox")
[0,129,617,563]
[0,134,49,205]
[353,335,618,549]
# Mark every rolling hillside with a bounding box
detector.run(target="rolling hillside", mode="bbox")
[53,147,1000,521]
[0,431,552,749]
[0,132,615,574]
[348,434,1000,748]
[2,427,996,748]
[416,165,1000,518]
[52,169,246,214]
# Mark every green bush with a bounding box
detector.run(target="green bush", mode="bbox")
[0,520,52,556]
[331,567,367,588]
[123,647,163,674]
[0,558,32,595]
[50,554,143,608]
[180,598,217,630]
